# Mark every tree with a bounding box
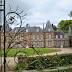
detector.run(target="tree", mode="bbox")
[52,25,57,31]
[68,11,72,17]
[58,20,72,33]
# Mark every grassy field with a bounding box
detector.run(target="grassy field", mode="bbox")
[0,48,58,57]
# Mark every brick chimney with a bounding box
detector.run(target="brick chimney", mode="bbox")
[52,24,53,28]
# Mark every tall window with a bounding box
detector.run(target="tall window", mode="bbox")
[41,42,44,47]
[64,35,67,38]
[41,35,43,39]
[20,43,22,47]
[37,29,39,32]
[20,36,22,40]
[65,41,68,46]
[60,35,62,38]
[37,42,39,47]
[56,35,58,38]
[56,41,59,47]
[26,29,28,32]
[15,36,17,40]
[26,35,28,39]
[11,43,14,47]
[48,35,51,39]
[33,42,35,47]
[33,35,35,39]
[49,41,52,47]
[37,35,39,39]
[15,43,18,47]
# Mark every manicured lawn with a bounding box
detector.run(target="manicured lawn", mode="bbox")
[0,48,58,57]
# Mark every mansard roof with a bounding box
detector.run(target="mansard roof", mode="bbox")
[45,21,54,32]
[10,26,43,33]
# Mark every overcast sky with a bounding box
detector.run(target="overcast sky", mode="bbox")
[4,0,72,28]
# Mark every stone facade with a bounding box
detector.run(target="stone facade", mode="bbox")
[0,21,72,49]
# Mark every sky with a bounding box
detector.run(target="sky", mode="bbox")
[1,0,72,28]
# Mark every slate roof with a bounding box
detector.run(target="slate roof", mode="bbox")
[54,31,65,38]
[45,21,54,32]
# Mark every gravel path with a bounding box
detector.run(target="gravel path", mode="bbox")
[0,48,72,71]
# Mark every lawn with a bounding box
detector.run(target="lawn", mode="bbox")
[0,48,58,57]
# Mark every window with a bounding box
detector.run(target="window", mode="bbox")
[48,35,51,39]
[37,42,39,47]
[48,28,51,31]
[20,43,22,47]
[11,43,14,47]
[56,35,58,38]
[26,29,28,32]
[37,35,39,39]
[41,35,43,39]
[56,41,59,47]
[41,42,44,47]
[33,42,35,47]
[49,41,52,47]
[60,35,62,38]
[64,35,67,38]
[15,36,17,40]
[11,35,13,40]
[26,35,28,39]
[15,43,18,47]
[37,29,39,32]
[20,36,22,40]
[65,41,68,46]
[33,35,35,39]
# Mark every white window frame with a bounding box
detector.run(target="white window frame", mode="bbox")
[56,35,58,38]
[26,35,28,39]
[65,41,68,46]
[41,42,44,47]
[37,29,39,32]
[56,41,59,47]
[20,36,22,40]
[33,42,35,47]
[33,35,35,39]
[64,35,67,38]
[41,35,43,39]
[49,41,52,47]
[20,43,22,47]
[37,35,39,39]
[60,35,62,38]
[37,42,39,47]
[26,29,28,32]
[48,35,51,39]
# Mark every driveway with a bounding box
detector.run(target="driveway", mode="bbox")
[0,48,72,71]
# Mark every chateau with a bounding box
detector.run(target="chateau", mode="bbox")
[0,21,72,49]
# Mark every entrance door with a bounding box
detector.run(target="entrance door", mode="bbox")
[61,41,63,48]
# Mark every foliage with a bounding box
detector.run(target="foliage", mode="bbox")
[0,48,58,57]
[15,54,72,70]
[52,25,57,31]
[68,11,72,17]
[58,20,72,33]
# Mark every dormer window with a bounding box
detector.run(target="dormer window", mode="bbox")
[48,28,51,31]
[64,35,67,38]
[56,35,58,38]
[26,29,28,32]
[60,35,62,38]
[48,34,51,39]
[37,29,39,32]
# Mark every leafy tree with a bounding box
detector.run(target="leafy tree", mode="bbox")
[68,11,72,17]
[52,25,57,31]
[58,20,72,33]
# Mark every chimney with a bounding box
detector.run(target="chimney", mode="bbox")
[52,24,53,28]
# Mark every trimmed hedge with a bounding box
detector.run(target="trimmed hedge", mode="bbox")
[15,54,72,70]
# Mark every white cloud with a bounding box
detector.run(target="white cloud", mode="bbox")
[58,0,72,8]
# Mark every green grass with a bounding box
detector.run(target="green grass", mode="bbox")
[0,48,58,57]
